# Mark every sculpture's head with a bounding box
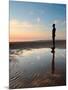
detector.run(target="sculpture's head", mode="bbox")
[52,24,55,28]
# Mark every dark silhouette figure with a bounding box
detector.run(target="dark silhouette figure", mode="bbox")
[51,24,56,74]
[51,48,55,74]
[52,24,56,48]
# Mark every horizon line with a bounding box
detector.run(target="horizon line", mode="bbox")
[9,39,66,43]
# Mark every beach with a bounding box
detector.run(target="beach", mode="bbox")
[9,40,66,89]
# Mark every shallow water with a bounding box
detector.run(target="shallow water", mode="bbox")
[9,48,66,89]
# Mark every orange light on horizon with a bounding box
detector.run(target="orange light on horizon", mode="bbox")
[10,19,51,42]
[10,19,66,42]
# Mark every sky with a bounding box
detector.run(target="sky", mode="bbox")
[9,1,66,42]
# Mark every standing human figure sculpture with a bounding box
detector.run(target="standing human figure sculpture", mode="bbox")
[52,24,56,49]
[51,24,56,74]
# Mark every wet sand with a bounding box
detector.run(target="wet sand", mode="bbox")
[9,70,66,89]
[9,41,66,89]
[10,40,66,49]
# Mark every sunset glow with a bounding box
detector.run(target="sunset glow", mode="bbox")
[10,1,66,42]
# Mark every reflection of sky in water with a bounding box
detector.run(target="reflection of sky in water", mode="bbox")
[9,48,66,88]
[9,48,66,75]
[55,49,66,73]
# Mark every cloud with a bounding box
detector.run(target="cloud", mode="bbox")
[29,11,34,15]
[10,19,66,42]
[53,20,59,24]
[10,19,50,42]
[10,19,49,32]
[10,19,33,31]
[52,19,66,26]
[36,17,41,23]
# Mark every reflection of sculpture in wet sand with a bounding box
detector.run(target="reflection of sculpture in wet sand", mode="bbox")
[51,24,56,74]
[51,48,55,74]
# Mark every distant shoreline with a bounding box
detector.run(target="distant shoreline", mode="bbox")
[9,40,66,49]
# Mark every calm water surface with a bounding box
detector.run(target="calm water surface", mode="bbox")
[9,48,66,89]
